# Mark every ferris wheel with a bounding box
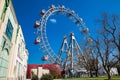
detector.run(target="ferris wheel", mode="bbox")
[34,5,89,64]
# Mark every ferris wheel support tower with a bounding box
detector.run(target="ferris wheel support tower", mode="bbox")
[58,32,84,71]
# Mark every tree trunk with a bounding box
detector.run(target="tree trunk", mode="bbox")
[118,49,120,75]
[108,74,112,80]
[107,72,112,80]
[90,70,93,77]
[95,70,98,77]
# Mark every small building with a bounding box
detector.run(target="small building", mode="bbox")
[31,67,49,79]
[110,67,118,76]
[27,64,61,79]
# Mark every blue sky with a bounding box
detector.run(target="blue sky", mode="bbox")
[12,0,120,64]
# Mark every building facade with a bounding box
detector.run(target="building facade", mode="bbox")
[31,67,49,79]
[0,0,28,79]
[14,26,29,80]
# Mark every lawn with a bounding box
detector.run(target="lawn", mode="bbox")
[54,76,120,80]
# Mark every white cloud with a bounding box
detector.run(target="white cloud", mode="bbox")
[50,18,56,23]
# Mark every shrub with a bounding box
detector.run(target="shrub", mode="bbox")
[31,71,38,80]
[40,74,53,80]
[50,70,58,79]
[49,65,61,78]
[31,74,38,80]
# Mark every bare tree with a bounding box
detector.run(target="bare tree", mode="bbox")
[93,36,115,80]
[91,12,120,80]
[82,38,99,77]
[96,13,120,75]
[83,46,93,77]
[91,45,99,77]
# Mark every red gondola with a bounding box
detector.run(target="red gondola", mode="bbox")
[68,10,74,16]
[87,38,93,42]
[61,5,65,9]
[34,21,40,28]
[42,55,48,61]
[49,5,55,12]
[59,5,65,12]
[83,28,89,32]
[71,10,74,14]
[50,5,55,9]
[78,18,82,22]
[40,9,46,16]
[34,38,40,44]
[75,18,82,24]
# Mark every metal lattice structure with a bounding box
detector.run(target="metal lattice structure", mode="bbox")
[34,5,89,64]
[58,33,85,72]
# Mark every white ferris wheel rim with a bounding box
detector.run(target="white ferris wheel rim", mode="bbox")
[35,5,89,63]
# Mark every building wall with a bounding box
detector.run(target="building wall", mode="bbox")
[31,68,38,78]
[14,26,29,80]
[38,67,42,79]
[0,0,28,79]
[38,67,49,79]
[30,66,49,79]
[0,0,17,79]
[0,0,5,27]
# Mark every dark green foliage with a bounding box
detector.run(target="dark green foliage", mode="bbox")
[31,74,38,80]
[50,70,58,79]
[40,74,53,80]
[31,71,38,80]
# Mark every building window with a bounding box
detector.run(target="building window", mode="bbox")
[1,0,10,21]
[18,44,20,56]
[0,37,9,78]
[5,19,13,41]
[18,43,23,60]
[16,61,19,77]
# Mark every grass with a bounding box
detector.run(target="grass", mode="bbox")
[54,76,120,80]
